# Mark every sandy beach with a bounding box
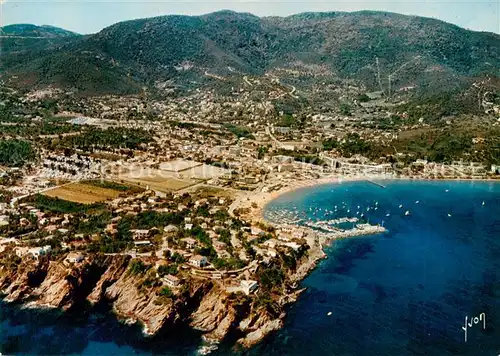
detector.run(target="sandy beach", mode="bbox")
[231,174,500,225]
[231,175,385,223]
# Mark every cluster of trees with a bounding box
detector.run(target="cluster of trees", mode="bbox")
[129,259,150,275]
[159,286,174,298]
[73,211,112,235]
[340,133,372,157]
[0,189,13,203]
[83,180,132,192]
[257,265,285,293]
[132,210,184,230]
[395,130,476,164]
[0,123,81,139]
[212,256,246,270]
[277,114,301,128]
[87,233,133,254]
[322,134,377,159]
[157,263,179,276]
[257,146,269,159]
[61,127,153,150]
[217,229,231,245]
[275,149,327,166]
[322,138,338,151]
[223,124,254,139]
[399,91,483,124]
[0,213,37,237]
[32,195,105,214]
[0,140,35,167]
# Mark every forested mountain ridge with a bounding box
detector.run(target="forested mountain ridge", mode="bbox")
[2,11,499,96]
[0,24,79,38]
[0,24,81,56]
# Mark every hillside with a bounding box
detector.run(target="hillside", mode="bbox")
[0,24,81,55]
[0,24,79,38]
[1,11,499,96]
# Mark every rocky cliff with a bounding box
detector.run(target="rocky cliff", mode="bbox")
[0,253,289,349]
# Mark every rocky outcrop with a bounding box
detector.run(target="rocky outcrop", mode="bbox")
[1,258,49,302]
[30,262,75,309]
[1,255,117,309]
[0,253,305,349]
[237,308,283,348]
[190,286,238,341]
[104,270,177,335]
[87,255,131,304]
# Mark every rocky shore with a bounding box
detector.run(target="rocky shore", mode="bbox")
[0,251,313,349]
[0,176,394,351]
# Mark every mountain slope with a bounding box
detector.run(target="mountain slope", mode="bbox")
[0,24,81,55]
[2,11,499,95]
[0,24,79,38]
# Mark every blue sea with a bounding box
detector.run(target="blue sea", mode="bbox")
[1,180,500,355]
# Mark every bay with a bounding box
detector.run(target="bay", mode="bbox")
[2,180,499,355]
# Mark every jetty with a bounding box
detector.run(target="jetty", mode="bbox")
[365,180,386,188]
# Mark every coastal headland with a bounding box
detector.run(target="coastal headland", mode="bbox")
[0,175,391,352]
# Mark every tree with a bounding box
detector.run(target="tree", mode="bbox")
[157,264,178,276]
[322,138,338,151]
[257,146,268,159]
[171,252,185,264]
[218,229,232,245]
[340,103,352,116]
[159,286,174,298]
[357,94,371,102]
[0,140,35,167]
[129,260,149,275]
[257,265,285,292]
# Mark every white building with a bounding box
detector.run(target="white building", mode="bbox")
[65,252,84,264]
[163,274,180,287]
[189,255,208,268]
[0,215,8,227]
[28,245,52,258]
[164,225,179,234]
[240,280,258,295]
[15,247,29,258]
[182,237,197,249]
[132,229,151,239]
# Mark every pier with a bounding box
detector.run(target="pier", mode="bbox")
[365,180,386,188]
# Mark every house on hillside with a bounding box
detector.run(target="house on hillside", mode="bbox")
[182,237,197,249]
[189,255,207,268]
[132,229,151,240]
[65,252,84,264]
[240,280,258,295]
[163,274,180,288]
[28,245,52,259]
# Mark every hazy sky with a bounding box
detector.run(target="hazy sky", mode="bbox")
[1,0,499,35]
